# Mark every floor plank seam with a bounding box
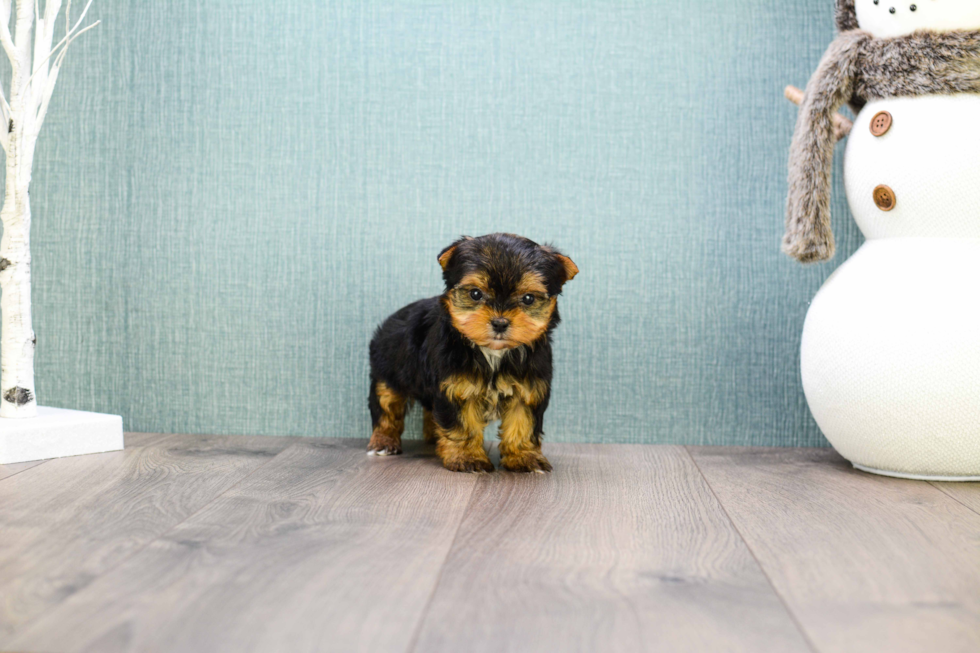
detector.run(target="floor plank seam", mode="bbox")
[927,482,980,517]
[3,439,304,643]
[403,473,481,653]
[683,446,822,653]
[0,460,50,483]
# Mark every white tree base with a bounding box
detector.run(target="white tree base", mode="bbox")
[852,463,980,483]
[0,406,123,464]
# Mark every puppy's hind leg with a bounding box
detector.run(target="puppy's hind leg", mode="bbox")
[422,408,438,444]
[368,380,408,456]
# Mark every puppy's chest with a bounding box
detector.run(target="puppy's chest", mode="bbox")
[444,374,517,420]
[440,367,549,420]
[482,375,519,421]
[476,349,508,419]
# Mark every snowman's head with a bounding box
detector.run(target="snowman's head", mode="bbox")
[838,0,980,38]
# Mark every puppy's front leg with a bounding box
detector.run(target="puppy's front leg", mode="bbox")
[499,397,552,473]
[434,397,493,473]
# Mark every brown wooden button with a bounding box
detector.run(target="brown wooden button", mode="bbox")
[870,111,892,136]
[873,184,896,211]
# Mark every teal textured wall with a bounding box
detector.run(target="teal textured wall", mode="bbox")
[13,1,861,445]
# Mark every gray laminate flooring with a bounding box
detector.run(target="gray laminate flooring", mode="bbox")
[0,434,977,653]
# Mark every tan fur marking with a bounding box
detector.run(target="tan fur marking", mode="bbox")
[459,398,486,435]
[439,245,459,270]
[499,400,535,455]
[434,374,496,472]
[438,236,473,270]
[498,397,552,473]
[444,297,497,347]
[434,393,492,472]
[542,246,579,284]
[495,375,549,407]
[442,373,526,422]
[368,381,408,454]
[554,254,578,281]
[507,296,555,347]
[457,271,490,290]
[441,375,487,403]
[515,272,548,296]
[435,433,493,473]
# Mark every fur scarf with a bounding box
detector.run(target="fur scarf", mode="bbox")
[784,11,980,263]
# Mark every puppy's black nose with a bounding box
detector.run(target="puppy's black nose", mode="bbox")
[491,317,510,333]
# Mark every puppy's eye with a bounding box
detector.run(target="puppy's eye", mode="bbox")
[521,294,536,306]
[469,289,484,301]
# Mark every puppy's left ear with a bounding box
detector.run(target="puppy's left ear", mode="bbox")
[543,246,579,287]
[555,253,579,283]
[438,236,472,270]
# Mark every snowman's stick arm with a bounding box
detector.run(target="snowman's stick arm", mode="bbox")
[785,85,853,142]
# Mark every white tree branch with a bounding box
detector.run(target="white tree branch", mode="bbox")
[26,1,92,126]
[12,0,35,89]
[35,20,95,130]
[35,14,98,133]
[0,76,9,116]
[0,98,9,153]
[13,0,34,55]
[9,0,36,151]
[25,0,91,87]
[0,0,13,153]
[0,0,9,125]
[31,16,47,105]
[0,79,10,128]
[44,0,62,34]
[61,0,90,43]
[0,1,16,64]
[34,50,60,128]
[56,16,96,60]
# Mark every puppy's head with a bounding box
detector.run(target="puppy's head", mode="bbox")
[438,233,578,351]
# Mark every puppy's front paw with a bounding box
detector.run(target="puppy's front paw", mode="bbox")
[367,431,403,456]
[501,452,552,474]
[442,456,495,474]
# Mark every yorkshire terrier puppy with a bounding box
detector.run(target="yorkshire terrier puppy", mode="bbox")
[367,233,578,473]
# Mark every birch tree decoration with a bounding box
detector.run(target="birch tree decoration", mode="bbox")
[0,0,98,418]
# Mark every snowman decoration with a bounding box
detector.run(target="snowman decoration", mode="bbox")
[785,0,980,480]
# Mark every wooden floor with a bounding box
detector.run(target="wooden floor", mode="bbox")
[1,435,978,653]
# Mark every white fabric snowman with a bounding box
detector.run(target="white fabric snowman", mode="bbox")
[801,0,980,479]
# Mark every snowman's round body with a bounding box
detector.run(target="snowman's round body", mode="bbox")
[800,1,980,480]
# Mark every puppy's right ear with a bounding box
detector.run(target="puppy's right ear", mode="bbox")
[438,236,472,270]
